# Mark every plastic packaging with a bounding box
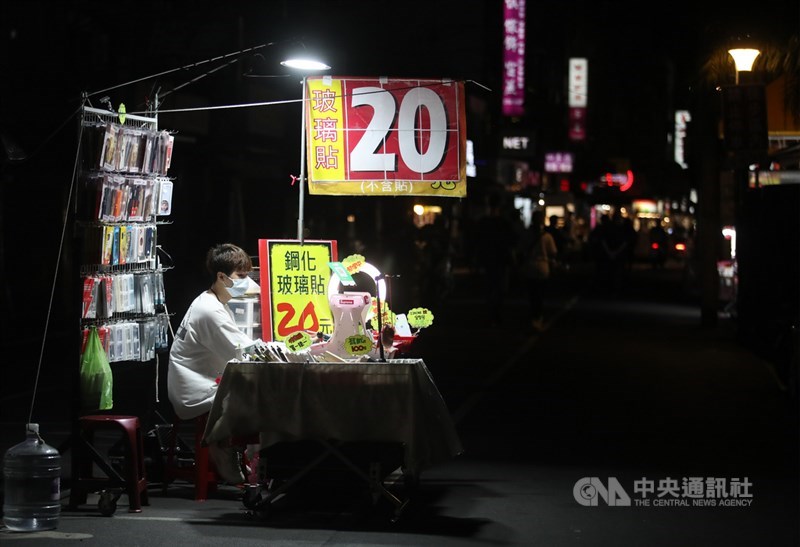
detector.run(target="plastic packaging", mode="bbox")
[2,423,61,532]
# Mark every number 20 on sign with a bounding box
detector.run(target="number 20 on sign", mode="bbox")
[305,76,466,197]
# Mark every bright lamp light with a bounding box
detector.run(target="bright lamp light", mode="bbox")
[280,58,331,71]
[328,262,387,301]
[728,48,760,73]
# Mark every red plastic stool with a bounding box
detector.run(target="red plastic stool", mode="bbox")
[163,414,258,500]
[163,413,218,501]
[69,415,149,513]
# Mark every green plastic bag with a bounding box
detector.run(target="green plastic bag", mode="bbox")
[80,326,113,410]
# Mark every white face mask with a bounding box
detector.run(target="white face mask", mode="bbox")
[225,275,250,298]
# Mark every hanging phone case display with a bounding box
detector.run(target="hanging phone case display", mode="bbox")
[76,106,174,396]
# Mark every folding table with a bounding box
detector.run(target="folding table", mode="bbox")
[203,358,463,520]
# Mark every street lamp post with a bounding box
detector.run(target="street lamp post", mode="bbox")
[723,45,763,330]
[280,58,331,243]
[697,44,762,327]
[297,74,308,242]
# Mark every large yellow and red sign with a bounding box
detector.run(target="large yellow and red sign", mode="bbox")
[258,239,338,342]
[305,76,467,197]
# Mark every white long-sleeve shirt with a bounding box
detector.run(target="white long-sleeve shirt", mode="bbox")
[168,291,254,420]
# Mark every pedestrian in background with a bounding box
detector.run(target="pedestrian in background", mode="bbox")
[588,212,629,293]
[545,214,567,267]
[521,210,558,331]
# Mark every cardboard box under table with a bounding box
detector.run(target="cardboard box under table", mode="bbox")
[203,359,463,517]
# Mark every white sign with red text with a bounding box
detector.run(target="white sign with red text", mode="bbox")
[568,58,588,107]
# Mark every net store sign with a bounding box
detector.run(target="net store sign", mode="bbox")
[500,133,535,157]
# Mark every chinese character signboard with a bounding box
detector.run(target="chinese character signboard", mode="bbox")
[544,152,574,173]
[502,0,526,116]
[305,76,466,197]
[568,58,588,142]
[258,239,338,342]
[568,58,588,107]
[569,106,587,142]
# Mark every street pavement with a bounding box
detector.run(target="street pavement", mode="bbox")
[1,258,798,546]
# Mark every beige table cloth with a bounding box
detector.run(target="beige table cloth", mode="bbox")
[204,359,463,476]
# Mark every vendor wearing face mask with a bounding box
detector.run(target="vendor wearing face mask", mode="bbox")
[167,242,258,484]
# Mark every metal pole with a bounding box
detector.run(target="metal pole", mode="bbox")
[297,75,307,243]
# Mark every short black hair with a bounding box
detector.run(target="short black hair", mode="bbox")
[205,243,252,283]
